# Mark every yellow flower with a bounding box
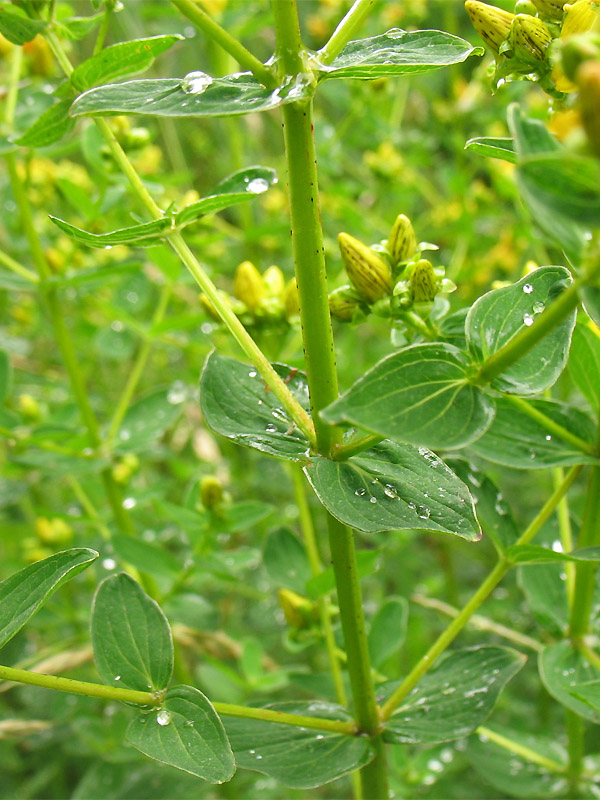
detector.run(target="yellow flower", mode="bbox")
[553,0,599,91]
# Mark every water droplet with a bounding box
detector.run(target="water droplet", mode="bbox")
[265,423,277,433]
[523,312,534,327]
[545,434,552,441]
[102,558,116,570]
[122,497,136,510]
[408,501,417,511]
[442,686,456,695]
[384,484,398,499]
[184,720,195,727]
[114,675,121,681]
[248,370,257,378]
[369,496,378,504]
[181,70,213,95]
[417,505,431,520]
[256,754,263,760]
[156,709,171,726]
[533,301,545,314]
[167,380,187,404]
[552,540,563,552]
[355,488,366,496]
[316,734,324,740]
[522,283,534,294]
[249,750,255,755]
[246,178,270,194]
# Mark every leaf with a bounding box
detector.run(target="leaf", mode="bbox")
[539,641,600,723]
[71,73,299,119]
[200,353,311,461]
[111,535,182,579]
[127,685,235,783]
[321,343,495,451]
[71,35,184,91]
[508,105,561,158]
[49,215,171,248]
[223,701,372,789]
[263,528,312,594]
[381,646,526,744]
[305,549,380,599]
[507,544,600,564]
[321,29,482,79]
[467,397,597,469]
[54,13,104,41]
[569,321,600,412]
[115,389,184,452]
[15,99,75,148]
[466,266,576,396]
[91,573,173,692]
[518,564,568,637]
[568,681,600,713]
[368,597,408,669]
[0,548,98,649]
[581,286,600,328]
[0,3,46,44]
[465,725,568,799]
[464,136,517,164]
[304,439,481,540]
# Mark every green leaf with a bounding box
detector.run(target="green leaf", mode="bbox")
[466,266,576,395]
[581,286,600,328]
[71,73,299,119]
[568,681,600,713]
[0,350,11,404]
[115,388,184,452]
[519,564,568,637]
[224,701,372,789]
[263,528,312,594]
[71,35,184,91]
[0,548,98,649]
[382,646,525,744]
[15,99,75,148]
[127,685,235,783]
[508,105,560,158]
[200,353,311,461]
[304,439,481,540]
[569,320,600,412]
[54,12,103,41]
[465,725,568,798]
[321,30,482,79]
[467,397,597,469]
[539,641,600,723]
[111,535,182,579]
[0,3,46,44]
[368,597,408,669]
[464,136,517,164]
[321,343,495,451]
[49,215,171,248]
[175,166,277,226]
[91,573,173,692]
[507,544,600,564]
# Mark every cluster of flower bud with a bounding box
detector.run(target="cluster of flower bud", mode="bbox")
[200,261,299,329]
[329,214,456,327]
[465,0,599,94]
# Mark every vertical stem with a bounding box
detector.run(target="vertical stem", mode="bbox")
[317,0,376,65]
[566,710,585,797]
[553,467,575,608]
[272,0,341,456]
[569,466,600,641]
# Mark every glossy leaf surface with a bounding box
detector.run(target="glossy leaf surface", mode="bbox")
[569,321,600,412]
[0,548,97,649]
[464,136,517,163]
[368,597,408,669]
[382,646,525,744]
[127,685,235,783]
[321,343,495,450]
[0,3,46,44]
[49,215,170,248]
[466,267,575,395]
[15,100,75,148]
[91,573,173,692]
[304,440,480,540]
[224,702,372,789]
[539,642,600,723]
[263,528,311,593]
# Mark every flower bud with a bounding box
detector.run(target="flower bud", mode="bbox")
[465,0,515,52]
[531,0,565,19]
[282,278,300,319]
[561,0,598,40]
[233,261,266,311]
[35,517,73,545]
[408,259,439,303]
[509,14,553,61]
[278,589,315,629]
[577,59,600,157]
[329,285,364,321]
[262,265,285,298]
[200,475,224,510]
[18,393,41,421]
[515,0,539,15]
[388,214,417,265]
[338,232,392,304]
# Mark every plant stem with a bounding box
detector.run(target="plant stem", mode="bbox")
[213,702,355,734]
[553,467,575,608]
[290,466,347,706]
[505,395,596,457]
[170,0,276,88]
[0,248,39,283]
[381,465,581,720]
[317,0,376,65]
[477,725,567,773]
[273,0,341,456]
[569,466,600,640]
[67,477,111,541]
[566,710,585,796]
[333,433,385,461]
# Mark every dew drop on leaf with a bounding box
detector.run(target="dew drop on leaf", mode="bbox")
[355,487,366,496]
[156,709,171,726]
[533,301,545,314]
[181,71,213,95]
[523,312,534,326]
[522,283,534,294]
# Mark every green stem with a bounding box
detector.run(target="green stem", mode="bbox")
[68,476,111,541]
[477,726,567,773]
[505,395,596,457]
[290,466,347,706]
[554,466,576,608]
[213,702,355,734]
[170,0,276,88]
[4,43,22,124]
[569,466,600,640]
[93,1,113,55]
[381,465,581,720]
[273,1,340,456]
[333,433,385,461]
[317,0,376,65]
[566,710,585,796]
[0,248,39,283]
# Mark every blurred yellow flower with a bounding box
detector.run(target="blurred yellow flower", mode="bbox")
[553,0,599,91]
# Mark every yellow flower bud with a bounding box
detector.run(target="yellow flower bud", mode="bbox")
[562,0,598,39]
[388,214,417,265]
[18,394,41,421]
[465,0,515,52]
[200,475,224,510]
[233,261,266,311]
[282,278,300,319]
[338,232,393,304]
[509,14,553,61]
[278,589,315,629]
[531,0,566,19]
[577,60,600,157]
[262,265,285,298]
[35,517,72,544]
[328,285,363,321]
[407,259,439,303]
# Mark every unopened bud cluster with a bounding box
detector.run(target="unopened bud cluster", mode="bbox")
[200,261,299,329]
[330,214,456,329]
[464,0,599,94]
